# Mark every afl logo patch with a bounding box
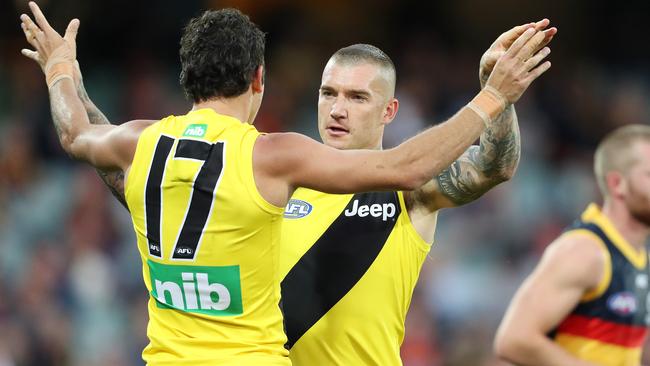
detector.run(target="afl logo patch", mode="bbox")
[607,292,637,316]
[284,199,313,219]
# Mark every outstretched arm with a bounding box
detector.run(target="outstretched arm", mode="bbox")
[20,2,140,172]
[74,63,128,208]
[407,20,556,211]
[254,26,554,207]
[422,105,520,207]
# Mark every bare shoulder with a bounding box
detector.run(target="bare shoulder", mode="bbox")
[255,132,308,152]
[253,132,310,174]
[546,230,607,265]
[109,119,158,170]
[119,119,158,134]
[540,230,608,288]
[253,132,347,175]
[111,119,158,150]
[251,132,316,207]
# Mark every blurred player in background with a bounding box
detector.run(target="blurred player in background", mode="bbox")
[495,125,650,366]
[19,2,551,364]
[279,21,555,366]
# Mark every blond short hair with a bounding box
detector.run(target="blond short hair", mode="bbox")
[329,44,396,97]
[594,124,650,196]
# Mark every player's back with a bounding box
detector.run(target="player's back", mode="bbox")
[124,108,288,365]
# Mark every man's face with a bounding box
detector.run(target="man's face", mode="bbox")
[317,60,395,150]
[623,141,650,227]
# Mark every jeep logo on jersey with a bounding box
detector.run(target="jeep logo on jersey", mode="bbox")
[344,199,396,221]
[183,124,207,138]
[608,292,637,316]
[148,260,243,316]
[284,199,313,219]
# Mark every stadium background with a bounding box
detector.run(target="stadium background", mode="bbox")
[1,0,649,365]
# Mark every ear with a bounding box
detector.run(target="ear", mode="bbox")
[381,98,399,126]
[251,65,264,94]
[606,171,627,199]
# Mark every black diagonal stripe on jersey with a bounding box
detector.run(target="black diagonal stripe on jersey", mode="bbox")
[144,135,175,257]
[281,191,401,348]
[172,140,225,259]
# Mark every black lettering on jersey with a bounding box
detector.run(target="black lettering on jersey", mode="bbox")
[144,135,174,258]
[143,136,225,260]
[281,191,401,348]
[171,140,225,260]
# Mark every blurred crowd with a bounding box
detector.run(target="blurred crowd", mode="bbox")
[1,0,649,365]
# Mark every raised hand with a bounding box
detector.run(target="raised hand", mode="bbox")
[479,19,557,88]
[485,26,555,104]
[20,1,79,77]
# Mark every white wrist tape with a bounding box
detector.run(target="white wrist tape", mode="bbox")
[466,87,508,127]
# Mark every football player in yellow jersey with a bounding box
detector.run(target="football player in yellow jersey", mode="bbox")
[20,2,553,364]
[278,22,556,366]
[494,126,650,366]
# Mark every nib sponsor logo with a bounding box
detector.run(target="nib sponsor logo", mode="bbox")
[148,260,243,316]
[183,124,207,138]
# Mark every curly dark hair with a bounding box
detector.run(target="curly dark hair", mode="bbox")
[179,9,265,103]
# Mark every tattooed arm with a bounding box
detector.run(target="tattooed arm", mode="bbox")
[21,3,148,196]
[405,21,555,216]
[406,105,520,210]
[75,64,128,209]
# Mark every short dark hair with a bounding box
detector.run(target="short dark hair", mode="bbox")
[179,9,265,103]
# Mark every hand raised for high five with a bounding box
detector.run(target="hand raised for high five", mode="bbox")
[20,2,79,87]
[480,19,557,88]
[484,23,557,105]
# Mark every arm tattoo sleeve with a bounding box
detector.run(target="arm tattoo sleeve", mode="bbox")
[49,83,74,144]
[435,105,520,206]
[77,78,128,209]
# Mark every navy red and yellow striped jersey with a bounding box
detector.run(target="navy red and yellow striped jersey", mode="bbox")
[279,189,434,365]
[552,204,650,366]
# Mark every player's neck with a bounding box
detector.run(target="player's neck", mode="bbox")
[361,139,383,151]
[602,200,650,251]
[192,94,254,124]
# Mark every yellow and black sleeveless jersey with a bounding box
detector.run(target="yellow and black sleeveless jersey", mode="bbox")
[124,109,288,365]
[279,188,434,366]
[551,204,650,366]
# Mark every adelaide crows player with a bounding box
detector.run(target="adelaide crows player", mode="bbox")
[496,125,650,366]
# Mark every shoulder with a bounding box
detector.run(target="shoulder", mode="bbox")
[254,133,306,172]
[539,229,609,289]
[111,119,158,168]
[111,119,158,141]
[255,132,322,152]
[546,230,607,264]
[254,132,343,172]
[121,119,158,132]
